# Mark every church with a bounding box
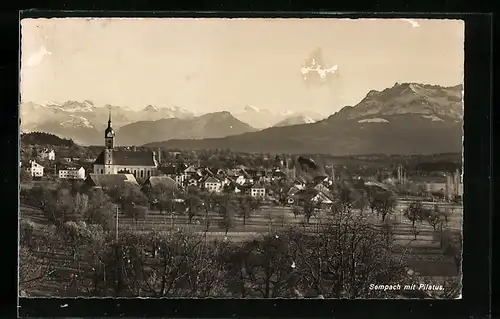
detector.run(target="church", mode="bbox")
[93,112,159,179]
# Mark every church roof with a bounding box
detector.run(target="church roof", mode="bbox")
[94,150,156,166]
[85,174,139,189]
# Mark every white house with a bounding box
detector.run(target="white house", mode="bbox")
[235,175,250,185]
[26,160,44,177]
[39,149,56,161]
[59,167,86,180]
[204,176,222,193]
[250,183,266,198]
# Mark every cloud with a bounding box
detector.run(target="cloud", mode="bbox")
[24,46,52,68]
[301,48,339,87]
[400,19,420,28]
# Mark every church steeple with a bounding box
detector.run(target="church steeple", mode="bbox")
[103,109,115,174]
[104,109,115,149]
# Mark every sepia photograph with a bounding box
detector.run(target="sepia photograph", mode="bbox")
[19,17,464,299]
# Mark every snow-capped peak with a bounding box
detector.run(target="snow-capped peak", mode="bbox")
[244,104,260,112]
[281,110,297,116]
[144,105,160,112]
[60,115,95,128]
[82,100,96,108]
[44,100,63,107]
[273,114,316,127]
[302,116,315,124]
[50,100,98,112]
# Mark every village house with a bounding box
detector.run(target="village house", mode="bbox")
[93,112,159,178]
[221,176,234,186]
[250,182,267,198]
[38,149,56,161]
[58,166,86,180]
[158,165,188,184]
[204,176,222,193]
[223,182,243,194]
[291,178,306,188]
[25,160,44,177]
[313,182,331,195]
[271,169,287,181]
[186,174,203,187]
[184,165,198,175]
[234,174,249,185]
[141,176,179,197]
[312,175,331,186]
[288,188,333,206]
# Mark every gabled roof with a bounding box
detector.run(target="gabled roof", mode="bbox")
[288,184,305,195]
[85,174,138,189]
[315,191,334,204]
[94,150,156,166]
[59,165,84,171]
[293,188,319,200]
[144,176,178,189]
[364,181,394,193]
[188,174,203,181]
[272,170,287,177]
[312,175,328,184]
[251,182,266,189]
[29,160,44,168]
[226,169,239,177]
[184,165,197,173]
[204,176,221,183]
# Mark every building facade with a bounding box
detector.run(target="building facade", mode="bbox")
[93,112,159,178]
[26,160,44,177]
[250,184,266,198]
[204,176,222,193]
[39,149,56,161]
[59,167,86,180]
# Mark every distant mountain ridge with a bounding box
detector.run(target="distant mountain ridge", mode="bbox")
[273,114,316,127]
[146,82,463,155]
[116,111,257,146]
[20,101,196,145]
[20,100,328,145]
[233,105,325,129]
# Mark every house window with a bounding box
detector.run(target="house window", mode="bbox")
[147,170,151,177]
[134,170,137,176]
[140,170,144,178]
[101,169,103,174]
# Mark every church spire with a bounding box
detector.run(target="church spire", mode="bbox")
[105,108,116,141]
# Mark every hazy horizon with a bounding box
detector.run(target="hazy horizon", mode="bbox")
[20,18,464,115]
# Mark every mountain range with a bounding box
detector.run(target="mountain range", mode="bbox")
[116,112,257,146]
[20,100,325,145]
[20,82,463,155]
[145,83,463,155]
[232,105,324,129]
[273,114,316,127]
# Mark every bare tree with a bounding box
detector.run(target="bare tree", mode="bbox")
[403,201,427,228]
[233,234,298,298]
[217,195,236,236]
[368,190,397,222]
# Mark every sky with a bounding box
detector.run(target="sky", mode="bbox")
[20,18,464,115]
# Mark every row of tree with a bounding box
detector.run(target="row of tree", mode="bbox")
[19,210,461,298]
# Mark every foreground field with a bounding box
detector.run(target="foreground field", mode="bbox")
[19,201,462,297]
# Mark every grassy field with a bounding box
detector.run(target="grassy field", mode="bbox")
[19,201,462,296]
